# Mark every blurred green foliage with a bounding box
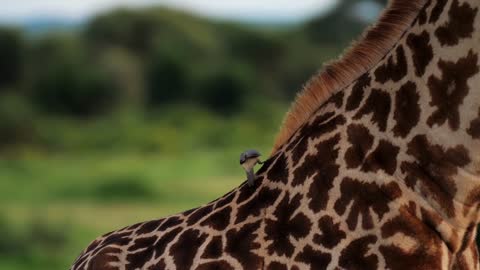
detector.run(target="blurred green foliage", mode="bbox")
[4,2,476,270]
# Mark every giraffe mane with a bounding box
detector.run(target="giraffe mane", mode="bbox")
[271,0,429,154]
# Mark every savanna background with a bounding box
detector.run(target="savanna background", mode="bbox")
[3,0,477,269]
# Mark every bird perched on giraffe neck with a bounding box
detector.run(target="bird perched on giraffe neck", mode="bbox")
[240,150,263,186]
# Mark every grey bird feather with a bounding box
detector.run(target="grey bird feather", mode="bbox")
[239,150,263,187]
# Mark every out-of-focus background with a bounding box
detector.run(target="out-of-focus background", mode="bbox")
[3,0,460,269]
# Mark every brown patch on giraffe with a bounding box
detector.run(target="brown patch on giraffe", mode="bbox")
[256,153,280,176]
[186,205,213,226]
[346,74,371,112]
[407,32,433,77]
[429,0,448,23]
[214,190,235,210]
[287,112,345,166]
[374,46,408,84]
[136,220,162,235]
[151,227,182,259]
[99,231,131,249]
[464,186,480,216]
[354,88,392,132]
[418,0,432,25]
[380,205,443,270]
[170,229,208,270]
[401,135,471,218]
[197,261,234,270]
[467,108,480,139]
[339,235,378,269]
[427,51,479,131]
[362,140,400,175]
[147,259,166,270]
[293,135,341,212]
[435,0,478,46]
[158,216,183,231]
[393,81,421,138]
[225,221,263,269]
[345,124,374,169]
[334,178,402,231]
[267,262,288,270]
[313,216,347,249]
[295,245,331,269]
[88,247,121,270]
[265,193,312,257]
[235,187,281,224]
[201,236,223,259]
[267,153,289,184]
[126,229,181,270]
[127,236,157,252]
[200,207,232,231]
[328,91,345,108]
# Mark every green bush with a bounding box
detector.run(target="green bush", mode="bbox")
[0,94,36,149]
[0,27,23,89]
[145,51,190,107]
[27,36,120,118]
[197,68,252,116]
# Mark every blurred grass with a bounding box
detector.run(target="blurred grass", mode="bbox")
[0,98,282,270]
[0,149,270,270]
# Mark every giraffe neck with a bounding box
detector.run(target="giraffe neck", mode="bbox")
[272,0,480,254]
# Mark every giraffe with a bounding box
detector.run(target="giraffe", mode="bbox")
[70,0,480,269]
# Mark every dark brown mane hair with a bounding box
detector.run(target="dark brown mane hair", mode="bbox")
[271,0,429,154]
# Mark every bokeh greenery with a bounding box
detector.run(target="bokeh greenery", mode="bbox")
[4,1,475,270]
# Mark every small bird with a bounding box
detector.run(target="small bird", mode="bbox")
[240,149,263,187]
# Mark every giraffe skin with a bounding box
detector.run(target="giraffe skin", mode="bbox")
[71,0,480,269]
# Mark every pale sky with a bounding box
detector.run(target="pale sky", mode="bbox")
[0,0,337,23]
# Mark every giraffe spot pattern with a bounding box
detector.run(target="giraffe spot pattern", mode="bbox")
[126,227,181,270]
[288,112,345,166]
[374,46,408,84]
[429,0,448,23]
[200,207,232,231]
[313,216,346,249]
[334,178,402,231]
[435,0,478,46]
[201,236,223,259]
[197,261,234,270]
[406,31,433,77]
[292,135,341,212]
[467,108,480,139]
[136,220,162,234]
[265,193,312,257]
[417,0,432,25]
[187,205,214,226]
[354,88,392,132]
[393,81,421,138]
[427,51,479,130]
[328,91,345,108]
[380,205,443,270]
[346,74,371,112]
[225,221,263,269]
[362,140,400,175]
[339,235,379,270]
[295,245,332,269]
[235,187,281,224]
[401,135,471,218]
[127,236,157,252]
[170,229,208,270]
[90,247,122,270]
[267,153,289,184]
[345,124,374,169]
[147,260,166,270]
[267,262,288,270]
